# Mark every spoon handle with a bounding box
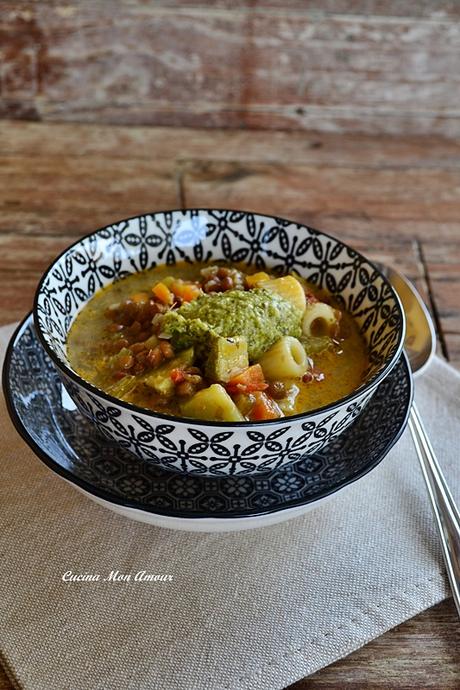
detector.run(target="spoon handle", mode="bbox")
[408,403,460,616]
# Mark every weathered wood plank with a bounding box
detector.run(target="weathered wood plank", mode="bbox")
[303,217,460,245]
[2,3,460,135]
[289,599,460,689]
[3,122,459,242]
[0,155,179,234]
[182,160,460,233]
[422,241,460,340]
[0,232,74,269]
[3,121,460,170]
[0,234,76,320]
[0,120,459,689]
[0,273,43,323]
[3,0,460,19]
[54,0,460,19]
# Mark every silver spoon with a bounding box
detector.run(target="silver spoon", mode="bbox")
[376,262,460,616]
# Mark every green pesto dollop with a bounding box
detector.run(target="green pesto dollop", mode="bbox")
[161,288,302,361]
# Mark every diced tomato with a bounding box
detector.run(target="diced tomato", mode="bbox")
[170,280,202,302]
[152,282,173,305]
[170,368,186,385]
[249,391,283,420]
[226,364,268,394]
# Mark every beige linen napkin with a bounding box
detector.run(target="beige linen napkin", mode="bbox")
[1,321,458,690]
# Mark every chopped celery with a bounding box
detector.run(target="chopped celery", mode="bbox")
[106,375,138,401]
[142,334,159,349]
[301,335,332,355]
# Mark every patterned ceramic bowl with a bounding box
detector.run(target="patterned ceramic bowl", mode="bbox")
[33,209,405,477]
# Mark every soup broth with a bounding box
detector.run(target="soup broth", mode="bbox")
[67,262,369,422]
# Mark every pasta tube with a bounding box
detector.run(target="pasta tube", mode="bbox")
[261,276,306,314]
[258,336,308,379]
[302,302,340,338]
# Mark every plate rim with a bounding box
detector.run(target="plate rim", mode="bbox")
[3,312,414,521]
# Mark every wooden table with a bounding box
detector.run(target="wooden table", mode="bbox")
[1,120,459,688]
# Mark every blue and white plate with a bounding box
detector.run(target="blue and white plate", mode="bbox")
[3,315,413,532]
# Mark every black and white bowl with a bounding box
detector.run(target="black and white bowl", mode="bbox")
[33,209,405,477]
[3,315,413,532]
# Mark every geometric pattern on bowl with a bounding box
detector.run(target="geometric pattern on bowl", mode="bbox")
[5,316,412,517]
[33,210,405,475]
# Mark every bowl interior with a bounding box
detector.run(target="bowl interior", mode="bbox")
[35,209,404,394]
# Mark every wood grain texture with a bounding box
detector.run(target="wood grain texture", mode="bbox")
[0,233,75,322]
[0,120,459,689]
[421,241,460,366]
[0,155,178,235]
[77,1,460,18]
[1,2,460,135]
[5,120,460,168]
[289,599,460,689]
[0,120,459,354]
[183,160,460,234]
[422,241,460,331]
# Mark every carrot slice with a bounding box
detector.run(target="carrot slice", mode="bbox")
[245,272,270,288]
[131,291,150,304]
[171,280,202,302]
[152,282,173,305]
[250,391,283,420]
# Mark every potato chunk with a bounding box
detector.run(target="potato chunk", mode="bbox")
[261,276,306,314]
[205,336,249,382]
[181,384,244,422]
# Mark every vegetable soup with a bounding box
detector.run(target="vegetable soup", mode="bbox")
[67,262,369,422]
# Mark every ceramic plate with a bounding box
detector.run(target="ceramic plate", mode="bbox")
[3,315,413,532]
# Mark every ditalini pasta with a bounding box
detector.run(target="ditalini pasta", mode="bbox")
[302,302,340,338]
[67,262,369,422]
[258,336,308,379]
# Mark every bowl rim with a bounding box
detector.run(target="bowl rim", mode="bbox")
[2,314,414,520]
[32,207,406,428]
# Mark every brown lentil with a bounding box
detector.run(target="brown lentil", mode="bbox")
[268,381,287,399]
